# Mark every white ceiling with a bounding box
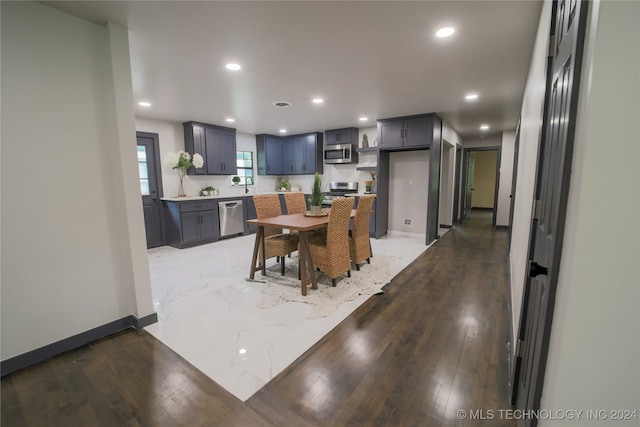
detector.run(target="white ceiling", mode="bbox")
[43,0,542,138]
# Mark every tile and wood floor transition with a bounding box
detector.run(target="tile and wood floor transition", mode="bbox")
[1,210,515,426]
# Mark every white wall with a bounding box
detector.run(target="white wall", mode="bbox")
[539,0,640,420]
[388,151,429,235]
[134,117,281,196]
[1,2,153,360]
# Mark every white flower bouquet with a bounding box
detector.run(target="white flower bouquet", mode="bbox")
[163,151,204,196]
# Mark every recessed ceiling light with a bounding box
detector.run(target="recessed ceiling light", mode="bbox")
[436,27,455,38]
[138,101,151,107]
[312,98,324,104]
[359,117,369,122]
[465,93,479,101]
[225,118,235,123]
[225,63,241,71]
[279,129,287,134]
[480,124,490,131]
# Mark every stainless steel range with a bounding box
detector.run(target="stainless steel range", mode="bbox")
[322,181,358,207]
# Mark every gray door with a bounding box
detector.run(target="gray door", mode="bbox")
[464,151,475,220]
[137,132,164,248]
[512,1,589,423]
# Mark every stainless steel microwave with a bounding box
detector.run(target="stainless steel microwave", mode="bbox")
[324,144,355,164]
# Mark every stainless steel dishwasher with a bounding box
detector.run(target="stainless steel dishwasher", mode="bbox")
[218,200,244,238]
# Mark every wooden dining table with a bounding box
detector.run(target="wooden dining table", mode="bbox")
[246,210,355,296]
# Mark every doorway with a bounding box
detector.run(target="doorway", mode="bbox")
[439,142,455,227]
[136,131,165,248]
[462,147,500,225]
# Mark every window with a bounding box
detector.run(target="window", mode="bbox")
[236,151,254,185]
[137,145,150,195]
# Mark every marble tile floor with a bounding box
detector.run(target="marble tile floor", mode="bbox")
[145,230,447,402]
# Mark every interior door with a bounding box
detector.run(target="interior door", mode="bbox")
[464,151,475,220]
[512,1,589,423]
[137,132,164,248]
[453,145,462,223]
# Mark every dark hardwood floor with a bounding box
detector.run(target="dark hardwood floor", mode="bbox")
[2,210,514,426]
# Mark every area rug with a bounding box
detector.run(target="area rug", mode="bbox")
[252,254,397,317]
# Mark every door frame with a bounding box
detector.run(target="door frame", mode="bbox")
[453,144,463,223]
[137,131,166,248]
[508,119,522,246]
[461,146,501,225]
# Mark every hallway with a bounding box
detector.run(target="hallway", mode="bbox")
[1,214,514,426]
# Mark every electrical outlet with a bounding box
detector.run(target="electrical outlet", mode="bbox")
[404,218,412,225]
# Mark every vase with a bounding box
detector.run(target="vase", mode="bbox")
[310,205,322,216]
[177,168,187,197]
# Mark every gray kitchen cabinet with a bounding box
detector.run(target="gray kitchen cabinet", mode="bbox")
[183,123,206,175]
[325,127,358,146]
[354,195,380,238]
[256,134,283,175]
[377,115,434,149]
[204,126,237,175]
[163,200,219,248]
[291,134,319,174]
[256,132,323,175]
[184,121,237,175]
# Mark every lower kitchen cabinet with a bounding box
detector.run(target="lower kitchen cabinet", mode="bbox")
[163,200,219,248]
[354,196,379,238]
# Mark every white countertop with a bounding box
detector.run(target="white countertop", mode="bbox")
[160,191,293,202]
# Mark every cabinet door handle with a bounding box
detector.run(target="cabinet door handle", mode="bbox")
[405,127,408,140]
[400,129,404,139]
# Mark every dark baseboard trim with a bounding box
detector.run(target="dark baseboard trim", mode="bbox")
[495,225,508,230]
[1,313,158,377]
[134,312,158,329]
[439,224,452,229]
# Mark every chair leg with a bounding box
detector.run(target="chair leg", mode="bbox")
[332,278,337,287]
[355,263,360,271]
[367,258,371,264]
[347,270,351,278]
[281,256,285,276]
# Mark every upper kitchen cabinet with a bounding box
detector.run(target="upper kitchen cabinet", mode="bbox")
[183,121,237,175]
[256,132,323,175]
[377,114,435,149]
[325,127,358,146]
[256,134,284,175]
[204,126,236,175]
[291,133,322,174]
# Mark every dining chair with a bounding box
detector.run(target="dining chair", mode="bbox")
[253,194,299,276]
[308,197,354,286]
[349,194,375,270]
[283,191,307,214]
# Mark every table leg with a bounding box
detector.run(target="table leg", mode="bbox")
[298,232,308,296]
[305,239,318,290]
[298,231,318,296]
[249,226,264,280]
